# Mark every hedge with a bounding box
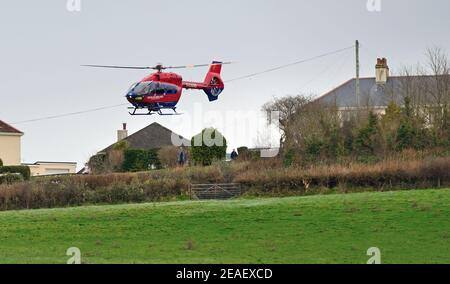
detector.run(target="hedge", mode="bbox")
[0,173,24,185]
[0,172,188,211]
[191,128,227,166]
[122,149,161,172]
[234,157,450,192]
[0,166,31,180]
[1,158,449,211]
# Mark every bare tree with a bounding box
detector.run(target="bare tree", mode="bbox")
[263,94,343,161]
[396,48,450,126]
[425,47,450,107]
[262,95,312,149]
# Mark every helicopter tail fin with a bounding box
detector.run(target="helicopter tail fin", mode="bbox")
[203,61,225,102]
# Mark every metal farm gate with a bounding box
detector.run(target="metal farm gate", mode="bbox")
[189,183,242,200]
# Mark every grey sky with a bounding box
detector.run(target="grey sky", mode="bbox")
[1,0,449,169]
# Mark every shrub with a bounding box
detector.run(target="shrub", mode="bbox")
[88,153,108,174]
[0,166,31,180]
[122,149,161,172]
[283,148,295,167]
[88,141,130,174]
[304,137,324,162]
[158,146,181,168]
[108,149,125,172]
[355,112,379,158]
[236,147,262,161]
[0,173,24,185]
[191,128,227,166]
[234,157,450,192]
[237,147,250,160]
[396,121,416,150]
[0,170,188,211]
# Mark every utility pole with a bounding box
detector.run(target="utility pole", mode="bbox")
[355,40,360,108]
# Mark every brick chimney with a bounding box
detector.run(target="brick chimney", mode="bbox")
[376,58,389,84]
[117,123,128,142]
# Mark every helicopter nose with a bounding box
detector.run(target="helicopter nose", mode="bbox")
[125,92,136,103]
[126,92,138,100]
[126,92,144,102]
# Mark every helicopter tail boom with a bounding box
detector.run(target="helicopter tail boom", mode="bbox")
[181,61,225,101]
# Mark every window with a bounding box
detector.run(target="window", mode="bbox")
[127,82,139,93]
[162,84,177,95]
[132,82,177,96]
[133,82,154,95]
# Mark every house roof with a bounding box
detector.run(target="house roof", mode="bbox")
[102,122,190,152]
[0,120,23,134]
[23,161,77,165]
[315,75,445,108]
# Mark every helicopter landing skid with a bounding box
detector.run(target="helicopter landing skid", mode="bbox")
[128,107,182,116]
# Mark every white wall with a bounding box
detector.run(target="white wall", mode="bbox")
[0,134,22,165]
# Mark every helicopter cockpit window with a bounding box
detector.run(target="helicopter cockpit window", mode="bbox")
[132,82,177,96]
[134,82,153,95]
[128,82,139,93]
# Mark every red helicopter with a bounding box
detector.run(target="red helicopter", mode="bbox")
[83,61,230,115]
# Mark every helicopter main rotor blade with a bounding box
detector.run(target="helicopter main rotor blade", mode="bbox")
[164,62,235,69]
[81,61,235,71]
[81,64,154,70]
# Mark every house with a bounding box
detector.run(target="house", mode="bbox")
[0,119,77,176]
[85,122,190,173]
[24,161,78,176]
[0,120,24,166]
[315,58,449,119]
[101,122,191,153]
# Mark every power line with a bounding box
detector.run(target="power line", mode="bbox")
[297,48,353,91]
[12,103,129,125]
[310,49,354,100]
[225,45,355,83]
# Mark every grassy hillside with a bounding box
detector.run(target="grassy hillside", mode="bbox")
[0,189,449,264]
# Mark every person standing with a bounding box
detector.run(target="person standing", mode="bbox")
[177,146,186,166]
[230,149,238,161]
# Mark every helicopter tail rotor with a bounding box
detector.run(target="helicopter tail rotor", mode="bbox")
[203,61,225,102]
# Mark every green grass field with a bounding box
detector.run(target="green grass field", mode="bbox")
[0,189,449,264]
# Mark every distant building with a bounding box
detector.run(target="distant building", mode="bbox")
[24,161,77,176]
[85,122,191,174]
[315,58,448,118]
[100,122,190,153]
[0,120,23,166]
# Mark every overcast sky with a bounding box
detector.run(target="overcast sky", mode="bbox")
[1,0,450,169]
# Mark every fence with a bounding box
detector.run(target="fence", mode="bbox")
[189,183,242,200]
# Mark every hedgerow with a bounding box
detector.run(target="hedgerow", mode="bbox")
[0,158,449,211]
